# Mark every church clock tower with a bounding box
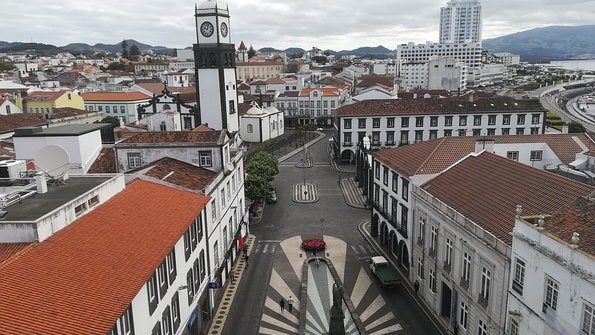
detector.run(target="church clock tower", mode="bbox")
[194,0,239,132]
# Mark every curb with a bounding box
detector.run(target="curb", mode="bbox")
[207,234,256,335]
[357,220,449,335]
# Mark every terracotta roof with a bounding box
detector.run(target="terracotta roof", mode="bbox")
[237,83,250,90]
[50,107,88,119]
[192,124,215,132]
[373,133,595,176]
[277,91,300,98]
[356,74,394,88]
[26,90,70,102]
[0,114,48,133]
[239,41,246,50]
[118,130,225,145]
[265,78,286,84]
[0,179,210,334]
[333,97,541,117]
[81,91,151,101]
[0,243,32,265]
[88,148,117,173]
[540,195,595,255]
[133,157,217,191]
[422,152,594,245]
[299,87,340,97]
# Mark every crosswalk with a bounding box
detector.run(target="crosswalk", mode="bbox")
[351,244,377,259]
[252,240,280,255]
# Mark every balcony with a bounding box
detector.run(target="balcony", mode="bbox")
[478,295,489,308]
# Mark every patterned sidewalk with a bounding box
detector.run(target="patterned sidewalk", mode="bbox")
[257,236,404,335]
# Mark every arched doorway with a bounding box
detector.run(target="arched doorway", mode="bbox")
[391,232,399,257]
[371,213,379,237]
[380,221,388,245]
[340,149,355,165]
[399,241,410,272]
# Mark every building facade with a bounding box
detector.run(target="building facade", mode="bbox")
[397,42,483,71]
[439,0,483,44]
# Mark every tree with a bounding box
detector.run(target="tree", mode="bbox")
[129,45,140,61]
[121,40,129,59]
[95,116,121,128]
[311,56,328,65]
[248,45,256,59]
[106,62,126,71]
[0,60,16,72]
[568,121,586,133]
[245,151,279,200]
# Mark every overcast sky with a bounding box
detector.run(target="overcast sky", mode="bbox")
[2,0,593,51]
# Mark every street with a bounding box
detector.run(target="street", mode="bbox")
[222,131,441,335]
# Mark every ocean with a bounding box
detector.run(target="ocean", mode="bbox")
[547,59,595,71]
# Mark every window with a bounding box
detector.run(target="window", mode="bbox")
[459,115,467,126]
[392,172,398,193]
[508,318,519,335]
[430,226,437,254]
[386,131,395,145]
[88,195,100,207]
[199,151,212,167]
[512,257,525,295]
[211,199,217,222]
[229,100,235,114]
[127,152,142,169]
[429,268,436,292]
[445,238,453,266]
[430,116,438,127]
[373,118,380,128]
[505,151,519,161]
[199,250,206,282]
[401,117,409,128]
[530,150,542,161]
[459,301,469,330]
[121,106,125,113]
[358,118,366,128]
[344,119,352,129]
[503,114,511,125]
[400,131,409,144]
[530,127,539,134]
[167,250,176,285]
[387,117,395,128]
[343,132,352,145]
[458,129,466,136]
[221,189,226,207]
[375,162,380,179]
[415,130,423,142]
[162,307,172,335]
[119,305,134,335]
[487,128,495,135]
[582,302,595,335]
[183,230,191,261]
[383,167,388,185]
[418,216,426,242]
[192,259,200,294]
[462,252,471,283]
[472,129,481,136]
[544,275,559,311]
[445,116,453,126]
[444,129,452,137]
[157,261,168,298]
[152,322,162,335]
[516,128,525,135]
[247,124,253,133]
[429,130,438,140]
[171,293,181,332]
[74,203,88,216]
[401,179,409,201]
[517,114,525,125]
[213,241,219,269]
[415,117,424,127]
[223,226,228,250]
[417,257,423,278]
[478,319,488,335]
[480,267,491,304]
[147,273,158,314]
[501,128,510,135]
[532,113,541,124]
[488,115,496,125]
[473,115,482,126]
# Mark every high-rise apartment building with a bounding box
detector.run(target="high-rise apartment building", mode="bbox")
[439,0,482,44]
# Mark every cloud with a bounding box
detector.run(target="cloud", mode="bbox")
[0,0,593,50]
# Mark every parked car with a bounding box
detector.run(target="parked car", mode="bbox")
[316,127,324,131]
[266,189,277,204]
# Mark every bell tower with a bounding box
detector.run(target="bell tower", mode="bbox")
[194,0,239,132]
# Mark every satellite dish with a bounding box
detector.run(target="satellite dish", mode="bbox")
[35,145,71,179]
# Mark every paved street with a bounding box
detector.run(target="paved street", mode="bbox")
[222,131,441,335]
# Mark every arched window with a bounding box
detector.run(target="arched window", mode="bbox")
[247,124,253,133]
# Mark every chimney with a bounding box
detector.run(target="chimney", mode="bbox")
[474,139,495,153]
[35,172,48,194]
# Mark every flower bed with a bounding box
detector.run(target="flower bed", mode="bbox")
[301,238,326,251]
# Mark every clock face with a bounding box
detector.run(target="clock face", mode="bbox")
[200,22,214,37]
[220,22,228,37]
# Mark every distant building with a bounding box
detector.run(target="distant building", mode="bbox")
[494,53,521,66]
[397,41,483,71]
[25,90,85,116]
[81,91,151,124]
[439,0,483,44]
[427,56,467,92]
[236,61,285,82]
[239,102,284,142]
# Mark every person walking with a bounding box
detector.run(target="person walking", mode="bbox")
[279,298,285,312]
[287,296,294,312]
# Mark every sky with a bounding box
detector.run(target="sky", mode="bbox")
[1,0,593,51]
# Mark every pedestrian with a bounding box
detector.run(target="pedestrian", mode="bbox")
[287,296,294,312]
[279,298,285,311]
[244,254,249,268]
[414,280,420,295]
[230,272,235,283]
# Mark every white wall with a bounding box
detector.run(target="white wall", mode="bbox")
[198,69,223,130]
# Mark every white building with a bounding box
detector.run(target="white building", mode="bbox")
[400,62,428,90]
[81,91,151,123]
[468,64,507,87]
[427,56,467,92]
[439,0,482,44]
[397,41,483,71]
[494,53,521,66]
[507,197,595,335]
[240,102,285,143]
[333,97,546,163]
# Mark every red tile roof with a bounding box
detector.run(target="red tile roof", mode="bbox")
[333,97,540,117]
[355,74,394,89]
[239,41,246,50]
[135,83,196,96]
[0,243,32,265]
[133,157,217,191]
[81,91,151,101]
[299,87,340,97]
[542,195,595,255]
[88,148,117,173]
[118,130,225,145]
[0,114,48,133]
[26,90,70,102]
[373,133,595,176]
[422,152,594,245]
[0,179,210,335]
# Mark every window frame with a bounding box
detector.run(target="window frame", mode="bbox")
[544,275,560,311]
[198,150,212,167]
[530,150,543,161]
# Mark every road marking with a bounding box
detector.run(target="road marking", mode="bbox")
[358,245,367,255]
[254,244,262,253]
[263,244,269,254]
[271,245,276,253]
[259,240,281,243]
